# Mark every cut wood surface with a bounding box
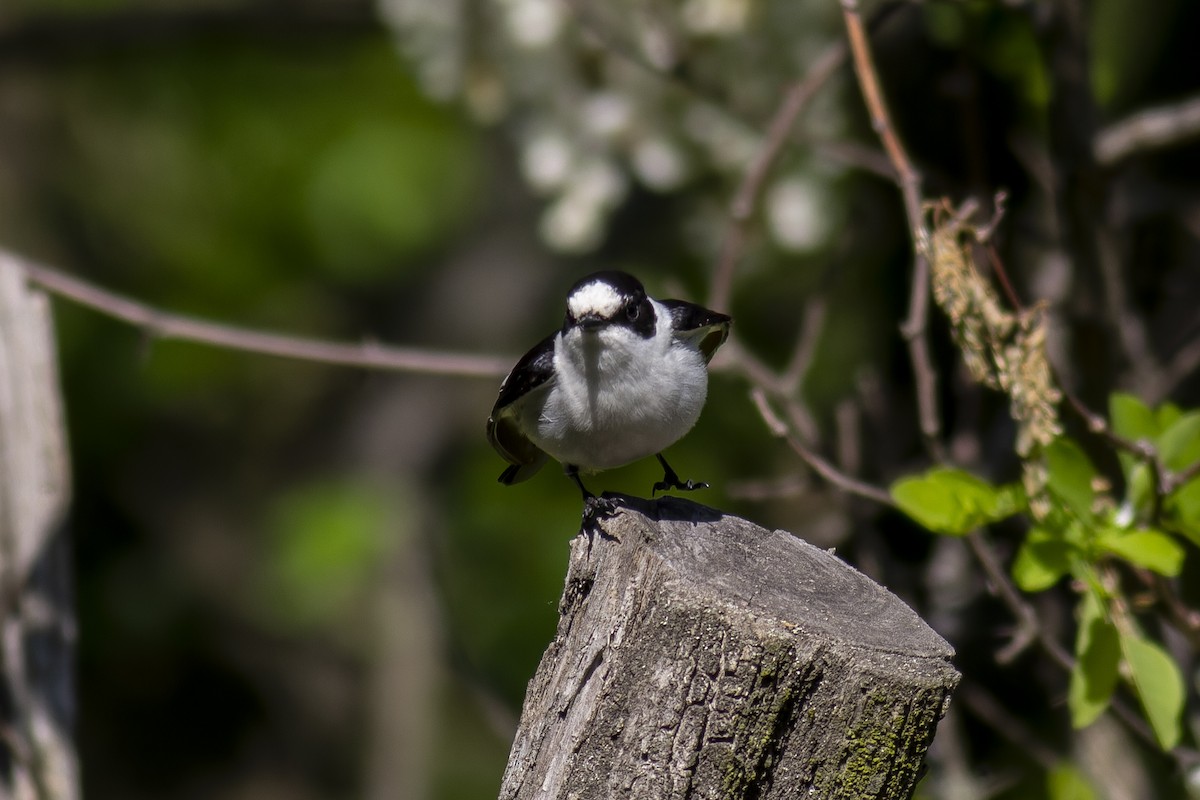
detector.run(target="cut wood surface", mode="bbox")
[500,495,958,800]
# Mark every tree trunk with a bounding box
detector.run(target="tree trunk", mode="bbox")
[0,254,77,800]
[500,496,958,800]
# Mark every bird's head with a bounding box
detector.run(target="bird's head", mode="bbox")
[563,271,656,339]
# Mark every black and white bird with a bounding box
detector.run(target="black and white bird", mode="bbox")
[486,271,731,507]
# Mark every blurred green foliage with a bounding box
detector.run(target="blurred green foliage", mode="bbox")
[257,480,397,635]
[892,391,1200,752]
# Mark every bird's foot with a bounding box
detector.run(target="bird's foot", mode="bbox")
[583,492,624,518]
[652,454,709,496]
[581,493,624,540]
[567,466,619,516]
[652,476,709,496]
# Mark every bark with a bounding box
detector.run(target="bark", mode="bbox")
[500,496,958,800]
[0,254,77,800]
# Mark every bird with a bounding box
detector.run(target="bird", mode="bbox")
[486,270,731,510]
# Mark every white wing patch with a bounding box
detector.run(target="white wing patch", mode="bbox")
[567,281,623,320]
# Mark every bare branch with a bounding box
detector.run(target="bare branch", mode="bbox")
[714,338,785,394]
[1166,458,1200,495]
[839,0,944,461]
[968,524,1200,765]
[811,140,896,180]
[749,387,894,507]
[6,253,512,379]
[781,294,829,396]
[1041,1,1159,385]
[834,398,863,478]
[1137,572,1200,651]
[556,0,729,107]
[1146,332,1200,405]
[710,42,848,310]
[964,532,1073,670]
[1094,94,1200,166]
[840,2,924,241]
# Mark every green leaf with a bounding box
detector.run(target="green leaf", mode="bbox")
[1109,393,1159,481]
[1098,528,1185,576]
[1158,403,1183,433]
[1126,462,1155,520]
[1165,479,1200,545]
[1069,592,1119,729]
[1158,412,1200,472]
[1119,632,1185,750]
[1110,393,1159,441]
[994,482,1029,519]
[1012,528,1073,592]
[1046,763,1098,800]
[890,468,1007,535]
[1045,437,1097,518]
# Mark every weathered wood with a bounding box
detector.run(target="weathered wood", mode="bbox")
[500,496,958,800]
[0,253,78,800]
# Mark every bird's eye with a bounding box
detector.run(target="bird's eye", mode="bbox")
[626,303,640,321]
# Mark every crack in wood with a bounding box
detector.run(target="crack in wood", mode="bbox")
[499,501,959,800]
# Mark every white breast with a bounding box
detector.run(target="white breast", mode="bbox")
[521,300,709,471]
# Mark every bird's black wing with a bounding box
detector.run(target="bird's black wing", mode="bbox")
[660,299,732,363]
[491,332,556,413]
[486,332,556,484]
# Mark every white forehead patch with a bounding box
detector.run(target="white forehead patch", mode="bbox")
[568,281,623,319]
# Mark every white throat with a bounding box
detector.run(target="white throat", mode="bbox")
[522,299,710,470]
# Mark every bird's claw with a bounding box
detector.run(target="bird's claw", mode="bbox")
[583,493,623,518]
[652,477,709,496]
[652,453,709,497]
[581,493,624,539]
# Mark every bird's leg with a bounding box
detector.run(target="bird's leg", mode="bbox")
[566,464,595,501]
[566,465,622,521]
[653,453,709,496]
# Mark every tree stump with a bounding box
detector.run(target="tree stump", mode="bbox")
[499,496,958,800]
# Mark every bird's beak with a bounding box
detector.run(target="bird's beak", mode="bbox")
[577,313,606,332]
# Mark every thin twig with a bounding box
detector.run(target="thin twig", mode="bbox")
[714,338,787,395]
[972,525,1200,763]
[834,398,863,478]
[781,294,829,396]
[1138,572,1200,650]
[840,0,943,461]
[1058,390,1172,521]
[1146,333,1200,405]
[557,0,733,109]
[710,42,848,310]
[983,243,1023,311]
[717,334,823,445]
[5,253,512,379]
[810,140,896,181]
[1094,93,1200,166]
[1041,0,1159,388]
[840,1,924,238]
[965,532,1075,670]
[987,244,1189,505]
[750,387,894,506]
[1167,459,1200,494]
